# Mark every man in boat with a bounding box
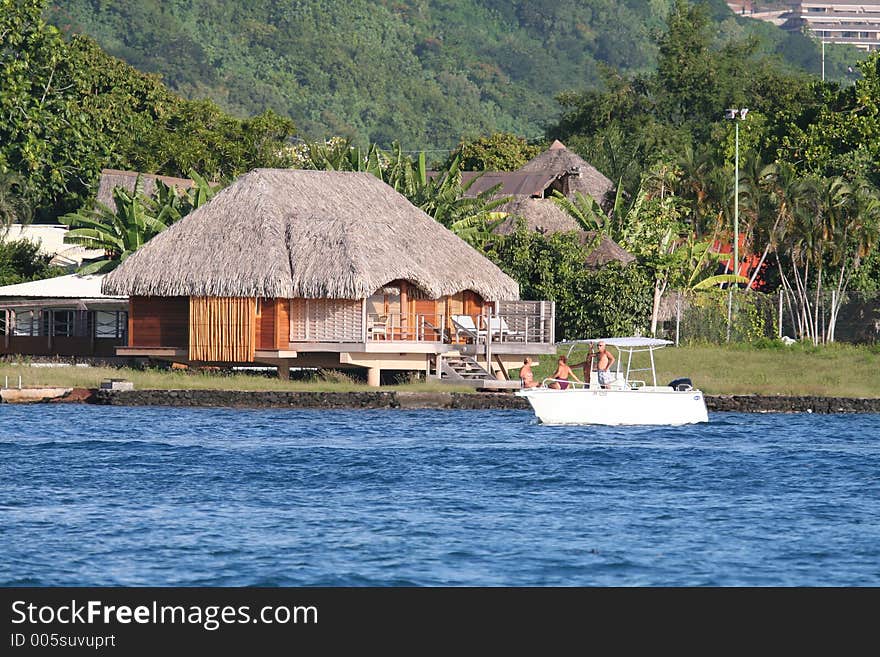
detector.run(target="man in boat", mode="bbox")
[519,357,539,388]
[594,341,616,389]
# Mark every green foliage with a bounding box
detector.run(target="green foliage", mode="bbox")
[59,171,219,273]
[486,228,653,339]
[549,0,825,194]
[787,52,880,184]
[678,290,777,343]
[0,0,296,220]
[0,239,64,286]
[449,133,543,171]
[60,180,171,273]
[43,0,833,151]
[0,171,32,226]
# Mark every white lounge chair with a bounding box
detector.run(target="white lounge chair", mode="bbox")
[451,315,487,342]
[488,317,526,342]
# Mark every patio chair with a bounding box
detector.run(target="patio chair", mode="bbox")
[368,315,387,340]
[488,317,526,342]
[451,315,487,343]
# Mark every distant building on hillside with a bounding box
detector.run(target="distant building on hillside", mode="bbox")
[731,2,880,50]
[787,1,880,50]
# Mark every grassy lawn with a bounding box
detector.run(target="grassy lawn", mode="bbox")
[2,342,879,397]
[0,362,472,393]
[515,342,880,398]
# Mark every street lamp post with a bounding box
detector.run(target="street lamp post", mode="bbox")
[724,107,748,342]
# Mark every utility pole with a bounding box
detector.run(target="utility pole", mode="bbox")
[724,108,748,342]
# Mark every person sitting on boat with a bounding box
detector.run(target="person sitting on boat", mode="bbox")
[595,341,616,389]
[548,356,581,390]
[519,357,539,388]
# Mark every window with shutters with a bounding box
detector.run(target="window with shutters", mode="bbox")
[289,299,362,342]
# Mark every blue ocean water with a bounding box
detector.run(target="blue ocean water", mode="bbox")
[1,405,878,586]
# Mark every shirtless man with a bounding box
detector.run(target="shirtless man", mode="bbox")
[519,357,539,388]
[594,341,616,389]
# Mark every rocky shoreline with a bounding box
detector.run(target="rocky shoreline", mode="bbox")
[9,387,874,413]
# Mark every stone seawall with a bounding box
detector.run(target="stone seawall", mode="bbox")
[87,389,880,413]
[90,389,530,410]
[705,395,880,414]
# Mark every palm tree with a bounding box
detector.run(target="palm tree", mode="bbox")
[60,177,172,274]
[826,180,880,340]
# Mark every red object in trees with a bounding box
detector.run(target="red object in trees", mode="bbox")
[712,235,764,289]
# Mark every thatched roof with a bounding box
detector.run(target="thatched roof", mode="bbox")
[518,140,615,205]
[492,197,582,235]
[96,170,196,210]
[492,197,635,269]
[458,171,559,197]
[578,232,637,269]
[102,169,519,300]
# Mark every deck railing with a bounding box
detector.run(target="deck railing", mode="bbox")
[366,313,448,342]
[365,301,554,345]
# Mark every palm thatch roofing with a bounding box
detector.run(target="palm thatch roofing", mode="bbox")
[458,171,559,197]
[96,170,196,210]
[518,140,615,205]
[493,197,582,235]
[102,169,519,300]
[578,232,637,269]
[492,198,635,269]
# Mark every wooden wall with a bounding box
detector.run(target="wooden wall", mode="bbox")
[0,337,121,357]
[129,296,189,348]
[256,299,291,350]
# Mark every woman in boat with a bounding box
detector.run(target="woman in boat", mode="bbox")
[519,357,539,388]
[548,355,581,390]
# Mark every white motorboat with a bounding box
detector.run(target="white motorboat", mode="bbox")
[516,337,709,426]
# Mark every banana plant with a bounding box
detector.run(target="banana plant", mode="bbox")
[60,176,172,273]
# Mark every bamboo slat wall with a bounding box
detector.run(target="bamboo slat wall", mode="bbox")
[189,297,256,362]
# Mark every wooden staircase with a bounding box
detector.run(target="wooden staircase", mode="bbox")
[441,355,492,381]
[438,354,521,390]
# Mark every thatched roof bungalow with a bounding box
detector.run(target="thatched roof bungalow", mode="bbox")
[518,140,615,206]
[450,141,632,268]
[105,169,555,385]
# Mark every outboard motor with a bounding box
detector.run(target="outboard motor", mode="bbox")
[667,378,693,391]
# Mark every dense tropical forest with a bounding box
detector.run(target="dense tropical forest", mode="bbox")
[47,0,859,149]
[2,0,879,344]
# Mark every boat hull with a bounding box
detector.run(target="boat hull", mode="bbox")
[516,387,709,426]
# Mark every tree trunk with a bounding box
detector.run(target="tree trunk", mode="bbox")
[650,276,668,336]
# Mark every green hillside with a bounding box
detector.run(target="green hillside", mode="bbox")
[48,0,834,149]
